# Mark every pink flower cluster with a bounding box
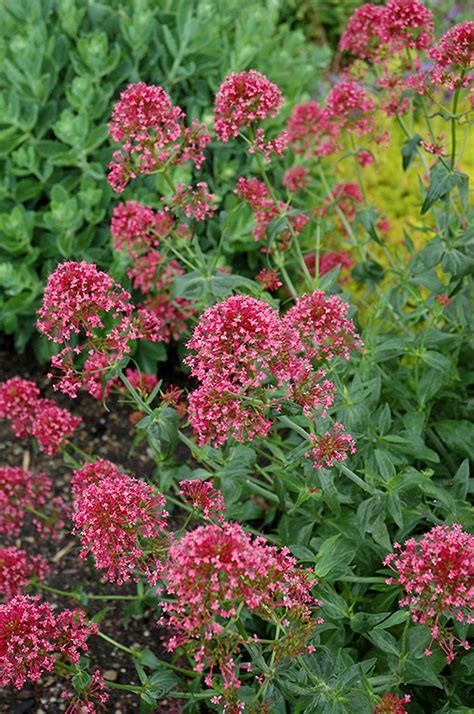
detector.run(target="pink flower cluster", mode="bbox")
[179,480,226,523]
[235,177,308,246]
[108,82,210,192]
[111,201,196,343]
[283,166,310,193]
[61,669,109,712]
[305,423,356,470]
[110,200,173,259]
[185,293,360,458]
[0,547,49,599]
[37,261,163,398]
[255,268,282,291]
[384,524,474,662]
[0,466,65,538]
[304,251,354,284]
[214,70,283,142]
[373,693,411,714]
[340,0,434,60]
[160,522,318,690]
[72,462,168,583]
[0,595,97,689]
[0,378,81,454]
[170,182,217,222]
[283,291,364,362]
[287,80,375,159]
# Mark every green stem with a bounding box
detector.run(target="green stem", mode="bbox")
[338,463,379,496]
[105,681,143,693]
[280,263,298,298]
[316,164,359,245]
[67,441,95,463]
[245,476,280,504]
[119,372,152,414]
[98,631,137,657]
[253,148,314,290]
[450,81,463,169]
[278,415,311,440]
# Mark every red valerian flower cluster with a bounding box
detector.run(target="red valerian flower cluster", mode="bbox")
[373,693,411,714]
[108,82,210,192]
[282,291,364,362]
[37,261,164,398]
[179,480,226,523]
[305,423,357,470]
[0,378,81,454]
[110,200,173,259]
[0,547,49,599]
[214,70,289,162]
[61,668,109,712]
[160,522,319,691]
[0,595,97,689]
[111,200,196,344]
[340,0,434,60]
[255,268,282,291]
[235,176,308,246]
[72,463,168,584]
[185,293,360,463]
[384,524,474,662]
[0,466,65,538]
[214,70,283,142]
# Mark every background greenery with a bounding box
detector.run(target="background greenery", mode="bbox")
[0,0,330,358]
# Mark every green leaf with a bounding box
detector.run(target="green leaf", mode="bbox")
[434,420,474,461]
[401,134,421,170]
[451,459,470,500]
[421,161,469,214]
[365,629,400,657]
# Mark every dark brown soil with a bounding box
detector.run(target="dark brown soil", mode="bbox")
[0,337,185,713]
